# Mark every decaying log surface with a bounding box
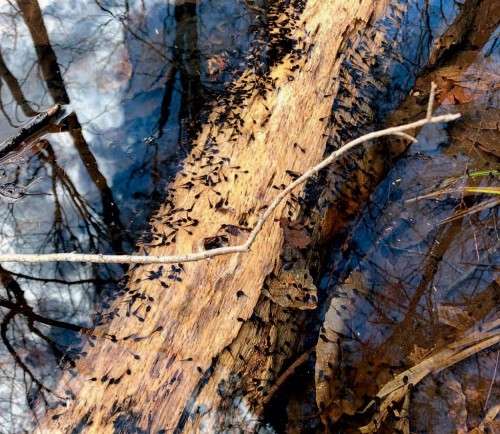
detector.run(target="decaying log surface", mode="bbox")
[38,1,415,432]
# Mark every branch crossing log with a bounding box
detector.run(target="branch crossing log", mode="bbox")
[38,1,460,433]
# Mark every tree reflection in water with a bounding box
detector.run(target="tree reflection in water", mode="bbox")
[0,0,262,430]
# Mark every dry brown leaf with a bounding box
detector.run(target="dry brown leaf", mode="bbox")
[314,272,362,423]
[441,85,475,105]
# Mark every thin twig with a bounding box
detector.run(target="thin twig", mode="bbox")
[0,297,91,334]
[427,82,437,120]
[0,87,460,264]
[484,349,499,410]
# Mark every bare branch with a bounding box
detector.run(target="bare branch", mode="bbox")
[0,86,460,265]
[426,81,437,119]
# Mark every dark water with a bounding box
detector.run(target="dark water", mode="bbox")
[0,0,497,432]
[265,1,499,433]
[270,8,500,433]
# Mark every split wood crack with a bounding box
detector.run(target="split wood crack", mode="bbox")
[0,84,460,265]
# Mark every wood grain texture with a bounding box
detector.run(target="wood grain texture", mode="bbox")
[40,1,385,432]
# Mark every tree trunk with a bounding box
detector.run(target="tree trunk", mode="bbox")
[40,1,411,432]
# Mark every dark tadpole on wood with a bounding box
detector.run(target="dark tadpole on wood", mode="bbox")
[203,235,229,250]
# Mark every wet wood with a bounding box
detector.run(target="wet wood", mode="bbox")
[40,1,404,432]
[0,105,60,159]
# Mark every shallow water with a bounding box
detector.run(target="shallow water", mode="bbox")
[0,0,497,432]
[272,15,499,434]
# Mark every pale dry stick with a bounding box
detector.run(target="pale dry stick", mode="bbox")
[427,82,438,119]
[484,349,499,410]
[0,90,460,264]
[359,317,500,433]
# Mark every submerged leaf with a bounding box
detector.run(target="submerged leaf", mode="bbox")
[314,272,363,423]
[437,304,474,330]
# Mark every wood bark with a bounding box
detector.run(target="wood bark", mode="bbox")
[39,1,412,432]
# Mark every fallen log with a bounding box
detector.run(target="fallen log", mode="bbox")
[38,0,463,432]
[39,1,385,432]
